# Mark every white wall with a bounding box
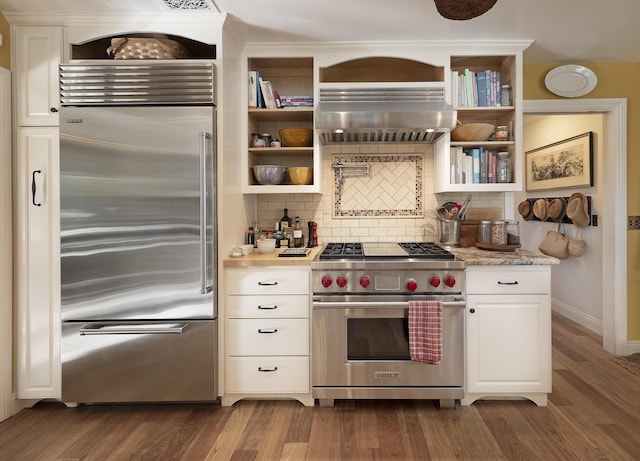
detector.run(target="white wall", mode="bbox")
[520,114,604,332]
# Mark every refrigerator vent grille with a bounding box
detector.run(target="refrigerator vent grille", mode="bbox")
[60,63,216,106]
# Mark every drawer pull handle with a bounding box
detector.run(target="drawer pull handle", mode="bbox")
[258,328,278,334]
[258,366,278,372]
[497,281,519,285]
[258,305,278,310]
[258,281,278,286]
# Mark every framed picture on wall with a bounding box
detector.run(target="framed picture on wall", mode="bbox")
[525,131,594,191]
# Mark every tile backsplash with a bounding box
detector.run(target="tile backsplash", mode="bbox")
[256,143,505,244]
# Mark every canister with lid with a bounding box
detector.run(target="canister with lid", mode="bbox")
[506,220,520,245]
[490,220,508,245]
[477,220,493,244]
[494,126,510,141]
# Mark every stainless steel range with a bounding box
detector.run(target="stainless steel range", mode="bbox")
[311,242,466,408]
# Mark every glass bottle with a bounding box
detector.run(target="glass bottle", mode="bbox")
[496,152,512,183]
[293,216,304,248]
[280,208,292,231]
[274,222,283,248]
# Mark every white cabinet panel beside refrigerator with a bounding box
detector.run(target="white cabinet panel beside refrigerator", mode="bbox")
[59,63,218,403]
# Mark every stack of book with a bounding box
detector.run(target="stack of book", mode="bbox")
[248,70,281,109]
[280,96,313,108]
[451,69,502,108]
[450,146,502,184]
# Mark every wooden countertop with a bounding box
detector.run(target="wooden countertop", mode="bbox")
[223,246,322,267]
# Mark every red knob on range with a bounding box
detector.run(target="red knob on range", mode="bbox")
[360,275,371,288]
[429,275,441,287]
[406,278,418,292]
[336,275,348,288]
[444,275,456,288]
[321,275,333,288]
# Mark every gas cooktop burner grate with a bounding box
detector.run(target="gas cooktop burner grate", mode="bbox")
[318,242,456,260]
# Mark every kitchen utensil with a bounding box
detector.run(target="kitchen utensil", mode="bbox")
[288,167,313,185]
[438,219,461,247]
[458,194,472,220]
[279,128,313,147]
[450,122,495,142]
[252,165,287,185]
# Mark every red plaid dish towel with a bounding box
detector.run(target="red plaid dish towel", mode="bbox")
[408,300,443,364]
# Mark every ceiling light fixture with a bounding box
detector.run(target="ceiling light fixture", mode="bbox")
[434,0,497,20]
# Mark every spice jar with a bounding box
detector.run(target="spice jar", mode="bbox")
[496,151,512,183]
[491,220,508,245]
[494,125,510,141]
[506,220,520,245]
[477,220,493,244]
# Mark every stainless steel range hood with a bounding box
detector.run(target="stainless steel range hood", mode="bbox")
[315,87,457,144]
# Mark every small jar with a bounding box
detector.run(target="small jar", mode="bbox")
[494,125,510,141]
[491,220,508,245]
[259,133,272,147]
[496,151,512,183]
[500,84,512,107]
[477,220,493,244]
[251,133,266,148]
[506,220,520,245]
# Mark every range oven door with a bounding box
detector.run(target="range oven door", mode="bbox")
[312,296,465,388]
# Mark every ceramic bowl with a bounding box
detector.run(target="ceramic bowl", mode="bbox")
[256,238,276,254]
[450,123,495,142]
[288,167,313,185]
[252,165,287,185]
[279,128,313,147]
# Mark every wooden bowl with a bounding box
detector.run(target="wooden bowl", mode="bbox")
[288,167,313,185]
[279,128,313,147]
[451,123,495,142]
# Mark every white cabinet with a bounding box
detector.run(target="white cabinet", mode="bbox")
[462,266,551,406]
[15,127,61,399]
[222,268,313,406]
[14,26,63,127]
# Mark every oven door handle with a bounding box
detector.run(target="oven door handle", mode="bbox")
[312,300,466,309]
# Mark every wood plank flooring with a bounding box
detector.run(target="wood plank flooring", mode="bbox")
[1,313,639,460]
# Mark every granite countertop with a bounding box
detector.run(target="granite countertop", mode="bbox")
[450,247,560,265]
[223,245,558,267]
[223,247,323,267]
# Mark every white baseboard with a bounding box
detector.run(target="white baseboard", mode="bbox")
[552,298,640,356]
[552,298,603,335]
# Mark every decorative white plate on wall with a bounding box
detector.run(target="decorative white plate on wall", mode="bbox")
[544,64,598,98]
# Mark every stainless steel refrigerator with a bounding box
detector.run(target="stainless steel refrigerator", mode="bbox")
[59,63,217,403]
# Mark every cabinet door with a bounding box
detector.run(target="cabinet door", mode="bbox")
[15,26,62,126]
[466,294,551,394]
[16,127,61,399]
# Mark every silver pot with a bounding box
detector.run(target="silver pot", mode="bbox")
[438,219,461,247]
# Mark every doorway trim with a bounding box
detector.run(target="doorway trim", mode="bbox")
[524,98,628,355]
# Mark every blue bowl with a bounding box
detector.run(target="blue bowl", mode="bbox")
[252,165,287,185]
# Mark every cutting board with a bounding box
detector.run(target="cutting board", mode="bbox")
[463,207,503,221]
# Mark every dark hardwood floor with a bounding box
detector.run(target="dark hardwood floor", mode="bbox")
[2,313,639,460]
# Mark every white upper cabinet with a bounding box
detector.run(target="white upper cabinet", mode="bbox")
[14,26,63,127]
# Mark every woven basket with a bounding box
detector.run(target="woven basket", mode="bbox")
[106,37,189,60]
[568,239,587,257]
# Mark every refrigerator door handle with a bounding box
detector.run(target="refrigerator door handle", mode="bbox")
[79,323,188,335]
[200,131,213,295]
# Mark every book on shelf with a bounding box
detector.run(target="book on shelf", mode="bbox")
[248,71,258,109]
[280,96,314,108]
[258,76,278,109]
[450,146,498,184]
[452,69,502,108]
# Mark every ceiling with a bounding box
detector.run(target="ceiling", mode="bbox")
[1,0,639,64]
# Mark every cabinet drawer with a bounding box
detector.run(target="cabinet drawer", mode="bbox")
[466,267,550,294]
[226,356,309,393]
[227,319,309,355]
[226,270,309,295]
[227,294,309,318]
